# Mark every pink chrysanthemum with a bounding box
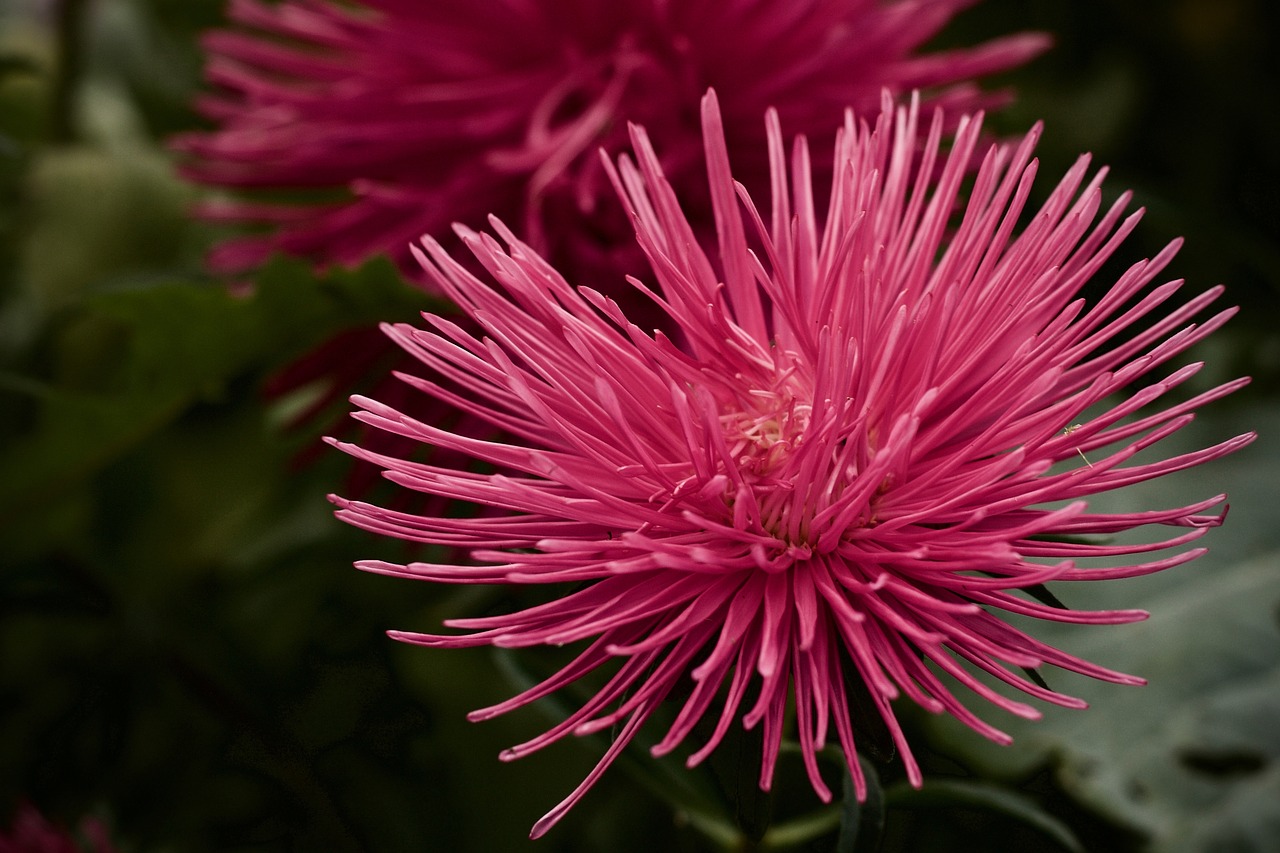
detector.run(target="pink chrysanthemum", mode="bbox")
[174,0,1046,278]
[330,91,1252,837]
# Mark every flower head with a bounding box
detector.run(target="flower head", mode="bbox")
[330,91,1251,837]
[174,0,1046,278]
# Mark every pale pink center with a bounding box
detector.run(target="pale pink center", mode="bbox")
[723,390,812,478]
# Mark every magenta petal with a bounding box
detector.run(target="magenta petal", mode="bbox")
[175,0,1048,282]
[332,92,1251,835]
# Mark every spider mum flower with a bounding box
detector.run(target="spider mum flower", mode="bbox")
[174,0,1046,277]
[330,91,1252,837]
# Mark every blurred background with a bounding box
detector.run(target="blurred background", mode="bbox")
[0,0,1276,850]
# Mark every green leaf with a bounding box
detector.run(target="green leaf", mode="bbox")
[931,401,1279,852]
[886,779,1083,853]
[19,146,196,312]
[0,256,432,523]
[0,282,257,519]
[1022,551,1280,853]
[837,755,884,853]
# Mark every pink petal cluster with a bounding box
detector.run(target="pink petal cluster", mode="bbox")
[331,91,1251,837]
[174,0,1047,278]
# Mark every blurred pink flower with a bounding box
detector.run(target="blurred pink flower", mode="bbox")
[330,91,1251,836]
[174,0,1047,279]
[0,803,115,853]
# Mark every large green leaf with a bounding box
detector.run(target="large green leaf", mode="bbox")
[0,256,432,522]
[932,400,1278,852]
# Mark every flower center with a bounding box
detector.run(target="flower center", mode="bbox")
[723,390,812,478]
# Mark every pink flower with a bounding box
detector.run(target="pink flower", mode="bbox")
[330,91,1251,837]
[174,0,1047,279]
[0,803,116,853]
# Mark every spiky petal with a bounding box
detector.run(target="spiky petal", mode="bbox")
[332,91,1251,837]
